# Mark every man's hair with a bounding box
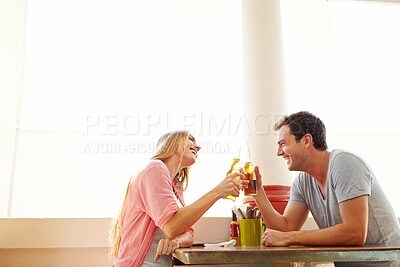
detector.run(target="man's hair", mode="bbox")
[274,111,328,150]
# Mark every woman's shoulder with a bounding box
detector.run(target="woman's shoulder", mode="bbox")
[138,160,170,180]
[146,159,167,169]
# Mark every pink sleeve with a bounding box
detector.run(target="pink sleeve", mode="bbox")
[138,161,179,229]
[186,227,195,237]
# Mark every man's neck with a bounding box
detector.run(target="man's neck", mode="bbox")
[307,150,331,186]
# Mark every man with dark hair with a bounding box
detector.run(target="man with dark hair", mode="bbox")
[254,111,400,267]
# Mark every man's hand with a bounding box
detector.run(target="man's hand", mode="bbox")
[261,228,292,247]
[254,165,263,190]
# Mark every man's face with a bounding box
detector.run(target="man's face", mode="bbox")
[276,125,307,171]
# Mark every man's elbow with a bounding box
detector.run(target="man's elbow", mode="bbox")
[348,229,367,245]
[352,236,367,246]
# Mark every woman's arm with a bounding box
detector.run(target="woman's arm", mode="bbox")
[162,171,245,238]
[154,231,193,262]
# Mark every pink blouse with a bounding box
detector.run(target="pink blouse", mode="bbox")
[114,160,194,267]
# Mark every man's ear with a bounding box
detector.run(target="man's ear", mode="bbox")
[303,133,313,148]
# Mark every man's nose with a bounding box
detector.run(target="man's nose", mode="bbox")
[276,147,283,156]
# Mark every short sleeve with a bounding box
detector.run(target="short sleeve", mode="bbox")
[138,161,179,229]
[186,227,195,237]
[330,152,372,203]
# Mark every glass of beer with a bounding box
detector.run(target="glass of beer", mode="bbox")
[225,157,241,201]
[243,142,257,196]
[225,147,242,201]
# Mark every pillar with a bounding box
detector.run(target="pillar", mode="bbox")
[242,0,291,185]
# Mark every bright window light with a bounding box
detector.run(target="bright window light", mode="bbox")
[11,0,242,218]
[5,0,399,218]
[281,0,400,216]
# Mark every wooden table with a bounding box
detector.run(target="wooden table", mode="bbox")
[174,245,400,266]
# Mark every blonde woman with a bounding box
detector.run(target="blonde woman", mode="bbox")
[111,131,245,267]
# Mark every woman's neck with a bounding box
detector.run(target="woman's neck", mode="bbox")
[162,155,181,181]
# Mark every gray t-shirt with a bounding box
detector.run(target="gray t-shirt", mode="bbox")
[290,150,400,267]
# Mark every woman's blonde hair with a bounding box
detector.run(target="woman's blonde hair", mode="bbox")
[109,130,192,262]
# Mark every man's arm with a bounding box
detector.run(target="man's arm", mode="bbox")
[262,195,369,246]
[253,166,309,232]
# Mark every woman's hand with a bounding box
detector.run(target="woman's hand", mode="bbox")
[215,172,246,198]
[154,238,180,262]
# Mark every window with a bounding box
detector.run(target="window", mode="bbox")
[281,0,400,215]
[7,0,242,217]
[3,0,399,218]
[329,1,400,215]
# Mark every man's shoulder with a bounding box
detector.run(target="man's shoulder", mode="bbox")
[330,149,362,163]
[330,149,350,158]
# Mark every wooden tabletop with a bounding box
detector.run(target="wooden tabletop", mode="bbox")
[174,245,400,265]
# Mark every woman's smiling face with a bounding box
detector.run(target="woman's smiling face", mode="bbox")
[181,135,201,167]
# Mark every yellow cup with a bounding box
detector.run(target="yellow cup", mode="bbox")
[239,218,262,247]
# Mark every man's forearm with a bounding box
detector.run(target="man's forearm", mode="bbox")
[285,224,366,246]
[254,189,291,231]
